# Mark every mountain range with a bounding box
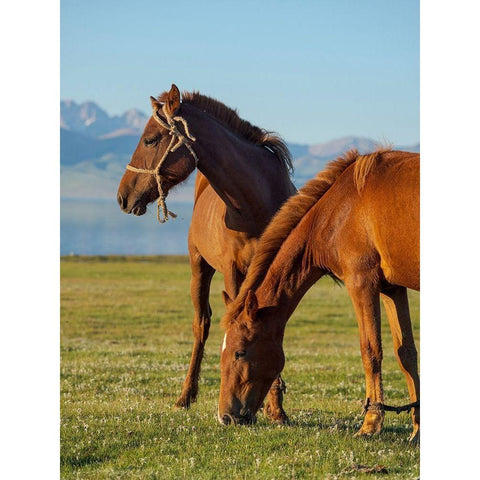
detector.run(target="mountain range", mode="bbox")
[60,100,419,201]
[61,100,149,138]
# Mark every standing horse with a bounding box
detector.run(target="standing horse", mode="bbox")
[218,149,420,442]
[117,85,296,422]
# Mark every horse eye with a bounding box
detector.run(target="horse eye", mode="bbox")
[235,350,246,360]
[144,137,158,146]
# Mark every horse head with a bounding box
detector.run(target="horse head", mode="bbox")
[117,84,197,220]
[218,290,286,425]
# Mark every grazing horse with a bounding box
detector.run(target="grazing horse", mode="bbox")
[218,149,420,442]
[117,85,296,422]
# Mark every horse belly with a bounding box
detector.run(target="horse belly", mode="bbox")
[369,169,419,290]
[378,238,419,291]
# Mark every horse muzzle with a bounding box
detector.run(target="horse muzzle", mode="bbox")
[117,192,148,216]
[218,409,257,426]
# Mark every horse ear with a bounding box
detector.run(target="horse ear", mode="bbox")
[244,290,258,320]
[164,84,181,116]
[222,290,233,306]
[150,95,162,111]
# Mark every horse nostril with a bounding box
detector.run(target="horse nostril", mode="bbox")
[222,414,232,425]
[117,192,126,209]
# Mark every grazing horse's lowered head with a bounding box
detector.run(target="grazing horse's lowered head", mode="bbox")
[117,84,198,221]
[218,290,286,425]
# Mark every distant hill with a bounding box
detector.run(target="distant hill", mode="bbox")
[290,137,420,183]
[60,129,140,166]
[60,100,419,200]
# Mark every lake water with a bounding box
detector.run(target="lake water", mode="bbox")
[61,199,193,255]
[60,174,311,256]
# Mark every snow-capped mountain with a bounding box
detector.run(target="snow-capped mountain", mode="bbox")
[61,100,149,138]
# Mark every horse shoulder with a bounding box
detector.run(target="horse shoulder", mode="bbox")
[309,169,375,280]
[190,185,257,276]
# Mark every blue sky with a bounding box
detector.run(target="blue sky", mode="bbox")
[61,0,419,145]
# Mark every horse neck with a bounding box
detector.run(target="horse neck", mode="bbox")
[181,105,294,231]
[255,206,331,324]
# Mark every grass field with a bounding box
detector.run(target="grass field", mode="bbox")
[60,256,420,479]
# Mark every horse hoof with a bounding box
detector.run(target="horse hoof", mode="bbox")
[273,414,290,425]
[353,423,382,437]
[264,405,290,425]
[354,410,383,437]
[175,397,192,409]
[354,428,375,438]
[409,427,420,444]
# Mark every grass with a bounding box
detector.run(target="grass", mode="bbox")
[61,256,420,479]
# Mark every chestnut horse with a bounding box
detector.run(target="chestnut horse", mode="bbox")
[218,149,420,442]
[117,85,296,422]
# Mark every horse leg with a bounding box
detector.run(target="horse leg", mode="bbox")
[263,374,289,425]
[381,286,420,443]
[175,249,215,408]
[347,279,384,436]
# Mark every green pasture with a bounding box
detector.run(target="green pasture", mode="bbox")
[61,256,420,479]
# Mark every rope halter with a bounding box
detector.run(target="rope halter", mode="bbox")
[126,104,199,223]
